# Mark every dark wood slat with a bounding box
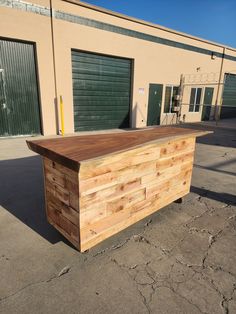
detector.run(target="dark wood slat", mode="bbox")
[27,127,210,171]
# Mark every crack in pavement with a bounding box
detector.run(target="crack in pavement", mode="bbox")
[109,257,152,314]
[167,285,207,314]
[3,195,234,312]
[91,219,154,258]
[202,229,223,269]
[110,250,204,314]
[201,272,236,314]
[105,197,235,313]
[0,266,72,303]
[99,196,235,314]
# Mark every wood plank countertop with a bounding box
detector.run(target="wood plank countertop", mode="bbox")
[27,127,210,171]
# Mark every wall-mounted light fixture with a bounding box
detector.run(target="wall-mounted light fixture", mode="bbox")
[211,52,216,60]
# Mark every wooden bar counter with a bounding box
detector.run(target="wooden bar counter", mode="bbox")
[27,127,209,251]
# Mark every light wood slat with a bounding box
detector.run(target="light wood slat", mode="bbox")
[79,137,194,179]
[79,162,192,228]
[80,177,142,209]
[46,180,70,206]
[80,177,190,245]
[79,143,161,179]
[107,188,146,214]
[44,157,78,180]
[80,141,194,197]
[47,204,79,242]
[80,159,192,211]
[131,180,191,215]
[160,138,195,158]
[44,158,79,211]
[80,204,107,228]
[45,158,79,194]
[145,162,192,191]
[45,164,66,188]
[47,215,80,250]
[69,192,79,211]
[156,150,194,170]
[80,186,189,251]
[47,191,79,226]
[79,159,157,195]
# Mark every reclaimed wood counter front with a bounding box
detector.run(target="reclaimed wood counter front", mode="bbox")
[27,127,209,251]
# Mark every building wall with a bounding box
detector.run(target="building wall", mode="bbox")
[0,2,56,135]
[0,0,236,135]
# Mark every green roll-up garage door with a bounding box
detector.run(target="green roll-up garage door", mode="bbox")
[71,50,131,131]
[221,73,236,118]
[0,39,41,136]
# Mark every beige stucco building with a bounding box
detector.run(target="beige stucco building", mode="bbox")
[0,0,236,136]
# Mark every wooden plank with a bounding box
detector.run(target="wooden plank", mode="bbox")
[141,160,190,185]
[107,188,146,214]
[44,158,79,211]
[80,173,190,248]
[44,157,78,180]
[79,143,161,180]
[46,180,70,206]
[47,191,79,226]
[66,178,79,195]
[160,138,195,158]
[80,204,107,228]
[131,180,190,215]
[80,186,189,251]
[44,164,66,188]
[146,162,192,197]
[47,216,80,250]
[80,177,142,210]
[79,145,193,250]
[156,150,194,170]
[79,171,188,229]
[80,141,194,196]
[47,204,79,242]
[79,159,156,196]
[69,192,79,211]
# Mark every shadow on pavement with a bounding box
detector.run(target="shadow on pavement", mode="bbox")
[194,158,236,177]
[177,123,236,148]
[0,155,71,246]
[191,186,236,206]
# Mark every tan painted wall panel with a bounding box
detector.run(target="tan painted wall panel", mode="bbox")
[0,6,56,135]
[1,1,236,134]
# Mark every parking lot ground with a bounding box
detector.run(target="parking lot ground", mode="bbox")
[0,120,236,314]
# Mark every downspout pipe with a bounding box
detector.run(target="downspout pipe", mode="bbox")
[215,47,225,124]
[49,0,60,134]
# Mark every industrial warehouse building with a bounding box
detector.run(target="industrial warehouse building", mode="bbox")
[0,0,236,136]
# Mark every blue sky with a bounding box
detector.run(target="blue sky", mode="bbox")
[83,0,236,48]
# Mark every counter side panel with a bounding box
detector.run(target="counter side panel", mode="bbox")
[79,136,196,251]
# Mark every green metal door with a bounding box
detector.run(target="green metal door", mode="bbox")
[147,84,163,126]
[221,74,236,118]
[201,87,214,121]
[72,50,131,131]
[0,39,41,136]
[0,69,9,135]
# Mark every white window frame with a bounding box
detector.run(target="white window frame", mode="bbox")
[164,85,178,114]
[189,87,202,112]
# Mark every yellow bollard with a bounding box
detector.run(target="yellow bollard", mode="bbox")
[60,95,65,136]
